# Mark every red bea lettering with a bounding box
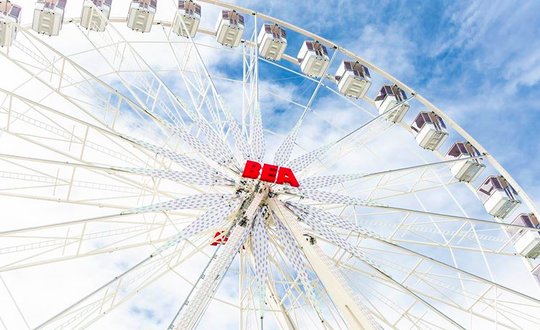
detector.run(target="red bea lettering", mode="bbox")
[241,160,300,188]
[260,164,279,182]
[276,167,299,187]
[242,160,261,179]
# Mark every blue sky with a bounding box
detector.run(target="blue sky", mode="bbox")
[241,0,540,203]
[2,1,540,328]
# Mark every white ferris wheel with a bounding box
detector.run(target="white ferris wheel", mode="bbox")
[0,0,539,329]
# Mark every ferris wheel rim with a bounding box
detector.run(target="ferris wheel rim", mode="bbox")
[1,1,539,329]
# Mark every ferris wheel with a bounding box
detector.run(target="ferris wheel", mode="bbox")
[0,0,540,329]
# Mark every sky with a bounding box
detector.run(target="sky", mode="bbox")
[240,0,540,205]
[1,0,540,329]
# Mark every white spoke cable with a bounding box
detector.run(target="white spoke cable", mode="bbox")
[289,203,540,307]
[35,198,242,329]
[287,204,465,330]
[291,189,540,234]
[273,50,338,166]
[286,95,417,174]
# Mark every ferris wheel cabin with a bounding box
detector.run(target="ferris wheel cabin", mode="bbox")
[0,1,21,47]
[257,24,287,61]
[374,84,409,122]
[32,0,66,36]
[410,112,449,151]
[335,61,371,98]
[446,142,486,182]
[509,213,540,259]
[297,41,330,78]
[172,0,201,38]
[127,0,156,33]
[477,175,520,219]
[80,0,112,32]
[215,10,244,47]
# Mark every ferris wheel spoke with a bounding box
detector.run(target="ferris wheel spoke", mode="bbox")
[124,136,233,179]
[270,214,328,324]
[340,262,506,329]
[36,235,209,330]
[291,203,540,326]
[72,19,194,129]
[4,30,167,136]
[12,25,233,170]
[242,21,265,162]
[0,213,193,272]
[0,131,181,208]
[168,190,267,329]
[289,196,538,257]
[291,189,540,234]
[36,199,241,329]
[163,11,252,163]
[0,194,234,271]
[0,89,236,204]
[355,247,540,329]
[75,24,241,168]
[0,153,233,187]
[300,155,484,189]
[287,96,415,175]
[0,88,166,168]
[273,50,337,166]
[289,205,466,329]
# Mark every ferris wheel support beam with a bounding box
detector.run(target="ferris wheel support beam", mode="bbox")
[269,200,376,330]
[170,188,268,329]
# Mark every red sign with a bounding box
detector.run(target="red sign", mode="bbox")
[241,160,299,187]
[211,231,228,246]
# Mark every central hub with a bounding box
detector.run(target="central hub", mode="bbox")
[240,160,300,187]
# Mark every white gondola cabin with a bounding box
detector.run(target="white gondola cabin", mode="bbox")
[446,142,485,182]
[257,24,287,61]
[172,0,201,38]
[32,0,66,36]
[0,1,21,47]
[509,213,540,259]
[411,112,448,151]
[127,0,156,33]
[374,84,409,122]
[297,41,329,78]
[335,61,371,98]
[477,176,520,219]
[80,0,112,32]
[215,10,244,47]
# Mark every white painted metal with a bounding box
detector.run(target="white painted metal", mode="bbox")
[171,188,267,329]
[297,40,329,78]
[215,9,244,47]
[0,1,20,47]
[336,61,371,98]
[374,85,409,122]
[172,0,201,38]
[32,0,65,36]
[270,200,377,330]
[0,1,539,329]
[126,0,156,32]
[450,155,485,182]
[80,0,111,32]
[257,23,287,61]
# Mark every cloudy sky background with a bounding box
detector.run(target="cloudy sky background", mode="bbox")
[240,0,540,204]
[1,0,540,329]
